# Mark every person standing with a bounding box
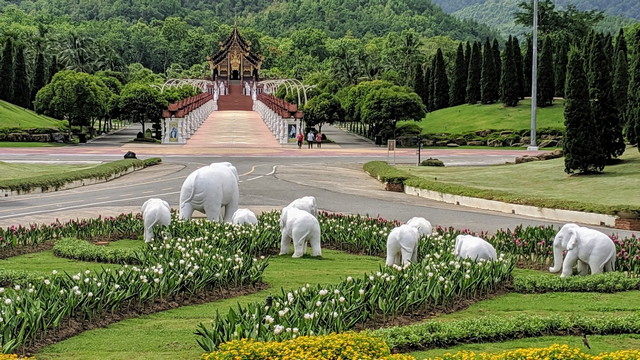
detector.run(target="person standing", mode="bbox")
[296,132,304,149]
[315,132,323,148]
[307,130,315,149]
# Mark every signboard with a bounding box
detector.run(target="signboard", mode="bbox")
[387,140,396,151]
[169,120,179,142]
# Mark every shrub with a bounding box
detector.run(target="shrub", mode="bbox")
[53,237,140,264]
[425,344,640,360]
[201,332,415,360]
[420,158,445,167]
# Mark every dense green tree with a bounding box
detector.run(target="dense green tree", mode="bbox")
[412,63,427,106]
[515,1,604,39]
[360,85,426,141]
[501,36,519,107]
[340,80,393,124]
[629,29,640,149]
[0,38,15,103]
[303,93,345,133]
[523,38,533,98]
[492,38,501,91]
[554,40,568,98]
[13,43,30,109]
[589,33,625,161]
[433,48,450,110]
[563,47,605,174]
[31,52,47,108]
[466,41,482,104]
[118,82,167,134]
[48,55,60,83]
[512,37,525,99]
[613,50,631,143]
[614,28,628,62]
[537,36,555,107]
[450,43,467,106]
[464,41,472,74]
[424,67,432,112]
[480,39,498,104]
[34,70,109,134]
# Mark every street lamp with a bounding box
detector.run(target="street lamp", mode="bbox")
[528,0,539,151]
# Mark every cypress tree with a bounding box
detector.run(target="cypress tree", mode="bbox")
[563,47,605,174]
[429,56,437,111]
[480,39,498,104]
[613,49,631,144]
[464,41,471,75]
[433,48,450,110]
[554,40,568,98]
[614,28,627,63]
[413,62,427,105]
[512,37,525,100]
[13,43,30,109]
[466,41,481,104]
[626,29,640,150]
[424,66,432,112]
[31,52,47,107]
[492,38,502,92]
[48,55,59,83]
[603,33,614,74]
[0,38,15,103]
[523,37,533,98]
[589,33,625,161]
[537,36,555,107]
[450,43,466,106]
[501,36,519,107]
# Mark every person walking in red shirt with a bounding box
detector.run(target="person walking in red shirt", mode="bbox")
[296,132,304,149]
[315,132,323,149]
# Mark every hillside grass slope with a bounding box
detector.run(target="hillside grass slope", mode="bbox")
[0,100,67,132]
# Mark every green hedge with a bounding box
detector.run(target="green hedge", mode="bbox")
[0,158,161,193]
[375,313,640,352]
[53,237,141,264]
[513,272,640,293]
[0,270,45,287]
[364,161,629,215]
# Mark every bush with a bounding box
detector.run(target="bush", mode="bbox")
[53,237,141,264]
[201,332,414,360]
[512,272,640,293]
[363,161,411,184]
[426,344,640,360]
[420,158,445,167]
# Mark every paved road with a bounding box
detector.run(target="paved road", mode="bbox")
[0,111,632,237]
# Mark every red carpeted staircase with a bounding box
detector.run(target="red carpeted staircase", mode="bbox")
[216,82,253,111]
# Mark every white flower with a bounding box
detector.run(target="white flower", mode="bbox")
[87,292,93,297]
[339,296,345,303]
[114,284,121,290]
[273,325,284,335]
[333,289,340,295]
[85,270,90,275]
[304,313,313,320]
[264,315,274,324]
[44,279,51,286]
[332,312,339,318]
[319,289,328,296]
[4,298,11,305]
[358,289,365,295]
[51,270,58,275]
[84,278,90,283]
[316,301,322,307]
[72,275,80,281]
[13,285,20,290]
[292,327,299,334]
[346,276,353,282]
[465,274,470,279]
[74,290,82,296]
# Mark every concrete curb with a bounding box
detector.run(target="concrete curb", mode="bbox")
[404,185,618,228]
[0,165,140,197]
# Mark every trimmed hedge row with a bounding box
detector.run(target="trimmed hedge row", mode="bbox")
[513,272,640,293]
[52,237,141,264]
[375,313,640,352]
[0,158,161,193]
[363,161,635,216]
[425,344,640,360]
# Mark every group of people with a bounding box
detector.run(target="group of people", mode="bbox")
[297,130,323,149]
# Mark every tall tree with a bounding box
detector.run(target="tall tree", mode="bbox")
[589,33,625,161]
[48,55,59,83]
[480,39,498,104]
[429,56,437,111]
[412,62,427,105]
[31,52,47,108]
[501,36,519,107]
[466,41,481,104]
[515,0,604,39]
[537,36,555,107]
[303,93,345,134]
[563,47,605,174]
[614,28,627,63]
[361,85,426,140]
[613,50,631,144]
[523,38,533,98]
[492,38,502,93]
[0,38,15,103]
[13,43,30,109]
[118,82,167,135]
[424,67,432,112]
[629,29,640,149]
[449,43,466,107]
[464,41,472,75]
[512,37,525,100]
[432,48,449,110]
[554,40,568,98]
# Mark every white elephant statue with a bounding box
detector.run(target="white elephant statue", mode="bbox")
[232,208,258,225]
[386,224,420,266]
[287,196,317,217]
[406,217,433,237]
[141,198,171,242]
[279,206,322,258]
[179,162,239,222]
[454,235,497,261]
[549,223,616,277]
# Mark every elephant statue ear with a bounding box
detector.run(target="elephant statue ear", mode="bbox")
[162,200,171,211]
[566,228,578,250]
[279,207,289,228]
[141,199,152,214]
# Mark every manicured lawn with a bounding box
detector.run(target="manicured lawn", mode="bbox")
[0,162,100,181]
[0,142,65,147]
[0,100,67,131]
[399,149,640,208]
[36,250,385,360]
[405,99,564,134]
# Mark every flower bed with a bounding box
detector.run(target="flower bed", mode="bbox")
[425,344,640,360]
[201,332,414,360]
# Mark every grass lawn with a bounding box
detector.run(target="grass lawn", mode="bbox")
[0,100,67,131]
[0,162,100,181]
[0,142,65,147]
[399,148,640,209]
[405,99,564,134]
[35,250,385,360]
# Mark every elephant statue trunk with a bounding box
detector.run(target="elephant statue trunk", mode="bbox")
[549,243,564,273]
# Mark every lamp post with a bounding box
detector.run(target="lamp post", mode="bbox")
[528,0,539,151]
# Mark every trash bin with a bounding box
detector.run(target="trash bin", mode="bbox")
[78,133,87,143]
[375,135,382,146]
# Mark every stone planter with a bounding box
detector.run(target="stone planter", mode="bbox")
[385,182,404,192]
